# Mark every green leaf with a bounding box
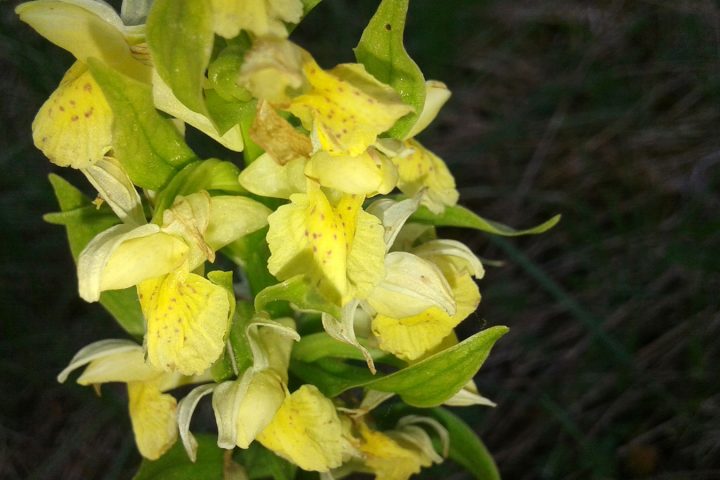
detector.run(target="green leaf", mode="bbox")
[152,159,245,221]
[239,100,265,166]
[431,408,500,480]
[291,332,393,364]
[291,326,508,406]
[205,89,249,136]
[146,0,214,115]
[227,301,255,376]
[88,59,196,190]
[207,44,252,103]
[290,357,377,398]
[354,0,425,138]
[255,275,341,319]
[236,441,296,480]
[133,434,226,480]
[412,204,562,236]
[46,174,144,336]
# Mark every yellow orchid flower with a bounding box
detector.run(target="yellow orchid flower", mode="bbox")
[238,152,308,199]
[30,61,114,170]
[266,183,386,305]
[404,80,452,139]
[211,0,303,39]
[17,0,151,170]
[392,139,459,214]
[371,239,484,361]
[257,385,348,472]
[78,191,269,301]
[355,422,432,480]
[238,37,306,105]
[285,54,413,156]
[304,149,398,197]
[178,317,299,460]
[19,0,242,166]
[57,339,208,460]
[78,191,271,374]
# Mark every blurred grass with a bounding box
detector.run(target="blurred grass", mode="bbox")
[2,0,719,479]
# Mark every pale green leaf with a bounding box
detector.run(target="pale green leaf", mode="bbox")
[146,0,213,115]
[412,204,562,236]
[354,0,425,138]
[88,59,196,190]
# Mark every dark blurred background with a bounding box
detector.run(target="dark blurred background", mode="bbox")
[2,0,719,479]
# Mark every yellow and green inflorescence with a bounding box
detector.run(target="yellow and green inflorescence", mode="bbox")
[18,0,559,477]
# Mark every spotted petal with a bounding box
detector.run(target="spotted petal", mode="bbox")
[257,385,344,472]
[286,57,413,156]
[128,381,178,460]
[356,421,433,480]
[32,62,113,169]
[267,186,348,303]
[393,140,458,214]
[139,270,231,375]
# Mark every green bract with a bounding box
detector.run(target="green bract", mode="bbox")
[19,0,561,477]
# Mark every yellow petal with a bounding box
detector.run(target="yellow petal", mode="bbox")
[267,187,385,303]
[367,252,455,319]
[372,267,480,361]
[16,1,148,82]
[237,37,305,104]
[78,223,188,302]
[32,62,112,169]
[58,339,149,383]
[393,140,458,214]
[357,422,431,480]
[344,200,386,300]
[77,348,159,385]
[413,239,484,279]
[257,385,344,472]
[266,186,348,303]
[286,57,413,156]
[205,195,271,251]
[100,230,190,293]
[403,80,452,139]
[82,156,145,226]
[214,369,287,449]
[304,149,398,196]
[238,153,307,199]
[161,192,214,268]
[128,381,178,460]
[211,0,302,38]
[140,271,231,375]
[250,100,312,165]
